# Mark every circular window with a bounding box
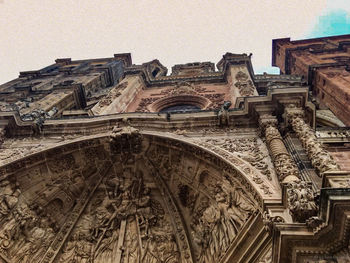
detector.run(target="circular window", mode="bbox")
[149,95,211,112]
[160,104,200,113]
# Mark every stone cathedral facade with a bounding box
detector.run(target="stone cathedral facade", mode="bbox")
[0,34,350,263]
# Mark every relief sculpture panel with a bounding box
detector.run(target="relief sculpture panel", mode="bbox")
[0,134,262,263]
[56,156,181,263]
[146,140,259,263]
[0,179,56,263]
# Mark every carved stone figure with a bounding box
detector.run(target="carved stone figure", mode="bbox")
[217,101,231,126]
[110,123,143,154]
[287,180,317,223]
[0,181,21,223]
[191,180,256,263]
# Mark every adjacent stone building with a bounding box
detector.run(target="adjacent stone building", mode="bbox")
[0,35,350,262]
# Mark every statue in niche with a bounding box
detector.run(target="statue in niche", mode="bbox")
[218,101,232,126]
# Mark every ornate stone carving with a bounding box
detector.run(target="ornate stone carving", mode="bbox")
[217,101,231,126]
[235,71,255,96]
[259,115,300,183]
[29,109,46,135]
[287,180,317,223]
[305,216,324,229]
[190,138,273,197]
[159,82,206,96]
[56,159,185,263]
[262,211,284,233]
[285,106,340,174]
[92,81,129,114]
[0,180,57,263]
[190,180,256,263]
[110,123,143,154]
[98,82,128,107]
[145,139,261,262]
[204,137,275,181]
[47,154,76,174]
[135,97,158,112]
[0,128,5,148]
[273,153,300,183]
[135,82,225,112]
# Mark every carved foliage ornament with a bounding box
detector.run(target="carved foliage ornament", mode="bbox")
[95,81,128,109]
[286,107,340,174]
[287,180,317,223]
[136,82,225,112]
[235,71,255,96]
[259,116,300,183]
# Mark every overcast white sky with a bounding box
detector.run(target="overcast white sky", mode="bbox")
[0,0,349,84]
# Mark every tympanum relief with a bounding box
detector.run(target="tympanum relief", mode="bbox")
[0,179,56,262]
[57,160,181,263]
[0,134,261,263]
[146,140,259,262]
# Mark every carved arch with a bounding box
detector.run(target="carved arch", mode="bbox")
[0,131,272,263]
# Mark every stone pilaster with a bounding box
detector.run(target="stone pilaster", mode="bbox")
[285,105,340,175]
[259,115,300,183]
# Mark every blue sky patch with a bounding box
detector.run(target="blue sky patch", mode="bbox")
[307,9,350,38]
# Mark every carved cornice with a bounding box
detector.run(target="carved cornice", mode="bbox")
[0,85,312,140]
[272,188,350,263]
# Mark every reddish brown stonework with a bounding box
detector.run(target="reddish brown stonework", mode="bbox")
[1,38,350,263]
[272,34,350,125]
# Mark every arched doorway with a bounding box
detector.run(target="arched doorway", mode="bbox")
[0,131,266,263]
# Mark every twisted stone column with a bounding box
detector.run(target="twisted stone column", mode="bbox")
[259,114,317,222]
[285,106,340,175]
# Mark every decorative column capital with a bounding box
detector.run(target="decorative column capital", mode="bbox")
[258,114,278,133]
[264,125,282,144]
[284,104,305,125]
